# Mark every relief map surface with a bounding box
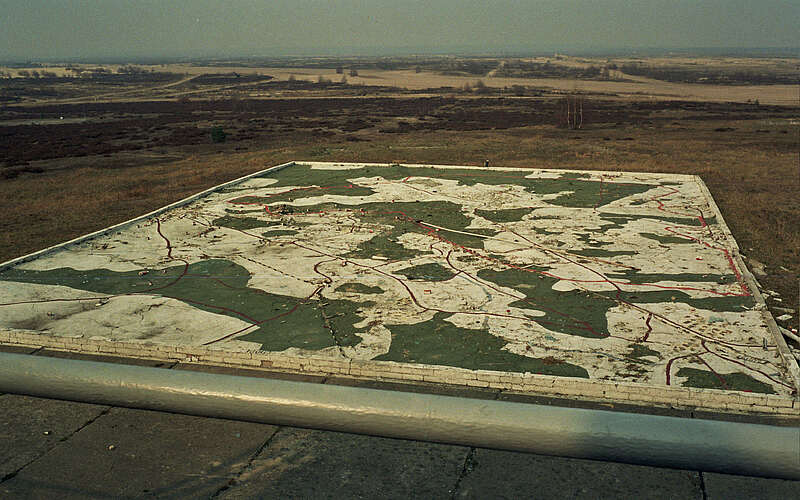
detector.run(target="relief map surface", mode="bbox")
[1,162,795,397]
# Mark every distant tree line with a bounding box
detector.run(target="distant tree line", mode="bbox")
[619,63,797,85]
[494,60,610,80]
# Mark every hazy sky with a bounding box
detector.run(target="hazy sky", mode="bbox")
[1,0,797,61]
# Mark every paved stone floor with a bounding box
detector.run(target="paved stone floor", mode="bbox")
[1,346,797,499]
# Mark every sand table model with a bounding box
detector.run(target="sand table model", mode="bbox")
[1,162,797,412]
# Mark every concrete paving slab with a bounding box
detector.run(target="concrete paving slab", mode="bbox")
[0,407,277,499]
[453,448,704,499]
[0,394,108,480]
[218,427,469,499]
[703,472,800,500]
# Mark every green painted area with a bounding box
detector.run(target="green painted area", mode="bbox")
[477,267,614,338]
[477,267,754,339]
[475,207,533,223]
[531,174,655,208]
[213,215,277,231]
[334,283,384,294]
[443,227,498,249]
[569,212,719,248]
[280,199,500,255]
[347,229,427,260]
[576,233,613,247]
[255,164,658,208]
[640,232,694,244]
[606,270,739,285]
[319,299,376,347]
[0,260,373,352]
[676,367,774,394]
[395,263,455,282]
[233,185,375,205]
[377,312,588,377]
[224,208,265,214]
[598,212,716,230]
[627,343,662,361]
[572,249,637,257]
[532,227,561,236]
[261,229,298,237]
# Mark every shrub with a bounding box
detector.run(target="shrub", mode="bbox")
[210,126,227,143]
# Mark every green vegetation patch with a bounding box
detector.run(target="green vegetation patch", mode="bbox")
[395,263,455,281]
[0,259,375,352]
[676,367,774,394]
[334,283,384,294]
[639,232,694,244]
[475,207,533,223]
[377,312,588,377]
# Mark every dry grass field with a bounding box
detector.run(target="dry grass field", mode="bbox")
[4,55,797,105]
[1,56,797,336]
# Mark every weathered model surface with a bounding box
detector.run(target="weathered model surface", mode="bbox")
[0,162,795,398]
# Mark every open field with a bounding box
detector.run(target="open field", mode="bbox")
[2,54,798,105]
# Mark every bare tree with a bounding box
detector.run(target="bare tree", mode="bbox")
[561,93,583,130]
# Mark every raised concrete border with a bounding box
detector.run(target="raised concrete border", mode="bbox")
[1,162,797,417]
[1,332,796,416]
